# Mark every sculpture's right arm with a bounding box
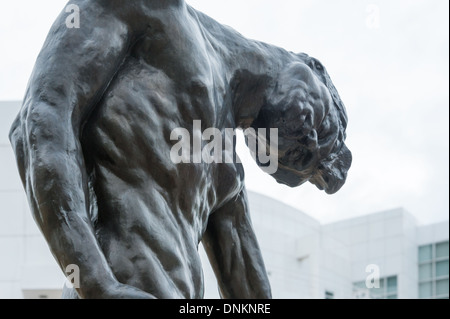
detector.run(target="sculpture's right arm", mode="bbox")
[9,0,153,299]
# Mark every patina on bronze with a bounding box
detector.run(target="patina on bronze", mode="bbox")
[9,0,351,299]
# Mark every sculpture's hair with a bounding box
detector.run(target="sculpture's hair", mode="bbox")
[297,53,348,135]
[248,53,352,192]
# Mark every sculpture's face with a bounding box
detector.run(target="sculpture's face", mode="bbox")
[251,57,352,194]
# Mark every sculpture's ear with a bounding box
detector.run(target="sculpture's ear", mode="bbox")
[301,54,349,131]
[231,70,271,129]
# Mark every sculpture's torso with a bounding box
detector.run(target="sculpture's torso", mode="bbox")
[81,7,244,298]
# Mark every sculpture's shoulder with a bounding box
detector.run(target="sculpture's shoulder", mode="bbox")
[78,0,186,25]
[88,0,184,8]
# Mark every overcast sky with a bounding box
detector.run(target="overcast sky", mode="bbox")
[0,0,448,224]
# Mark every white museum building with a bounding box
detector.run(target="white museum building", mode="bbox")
[0,101,448,299]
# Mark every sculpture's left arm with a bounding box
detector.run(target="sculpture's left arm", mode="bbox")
[202,190,272,299]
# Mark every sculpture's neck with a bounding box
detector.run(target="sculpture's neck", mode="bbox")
[190,6,298,129]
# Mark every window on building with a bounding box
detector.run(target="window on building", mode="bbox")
[419,282,433,299]
[436,260,449,278]
[419,263,432,281]
[419,245,433,262]
[386,276,397,294]
[325,291,334,299]
[353,276,398,299]
[436,279,449,297]
[418,241,450,299]
[436,242,449,259]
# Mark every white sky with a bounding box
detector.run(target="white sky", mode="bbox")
[0,0,448,224]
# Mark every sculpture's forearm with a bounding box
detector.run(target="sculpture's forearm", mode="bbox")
[203,191,272,299]
[12,115,118,298]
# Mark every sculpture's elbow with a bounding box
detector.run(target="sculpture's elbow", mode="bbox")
[9,115,29,186]
[9,115,23,149]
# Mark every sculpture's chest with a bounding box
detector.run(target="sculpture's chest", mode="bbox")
[131,12,221,88]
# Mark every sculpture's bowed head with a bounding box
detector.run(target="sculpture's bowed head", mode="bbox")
[252,55,352,194]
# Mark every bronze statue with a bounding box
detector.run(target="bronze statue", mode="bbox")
[9,0,351,299]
